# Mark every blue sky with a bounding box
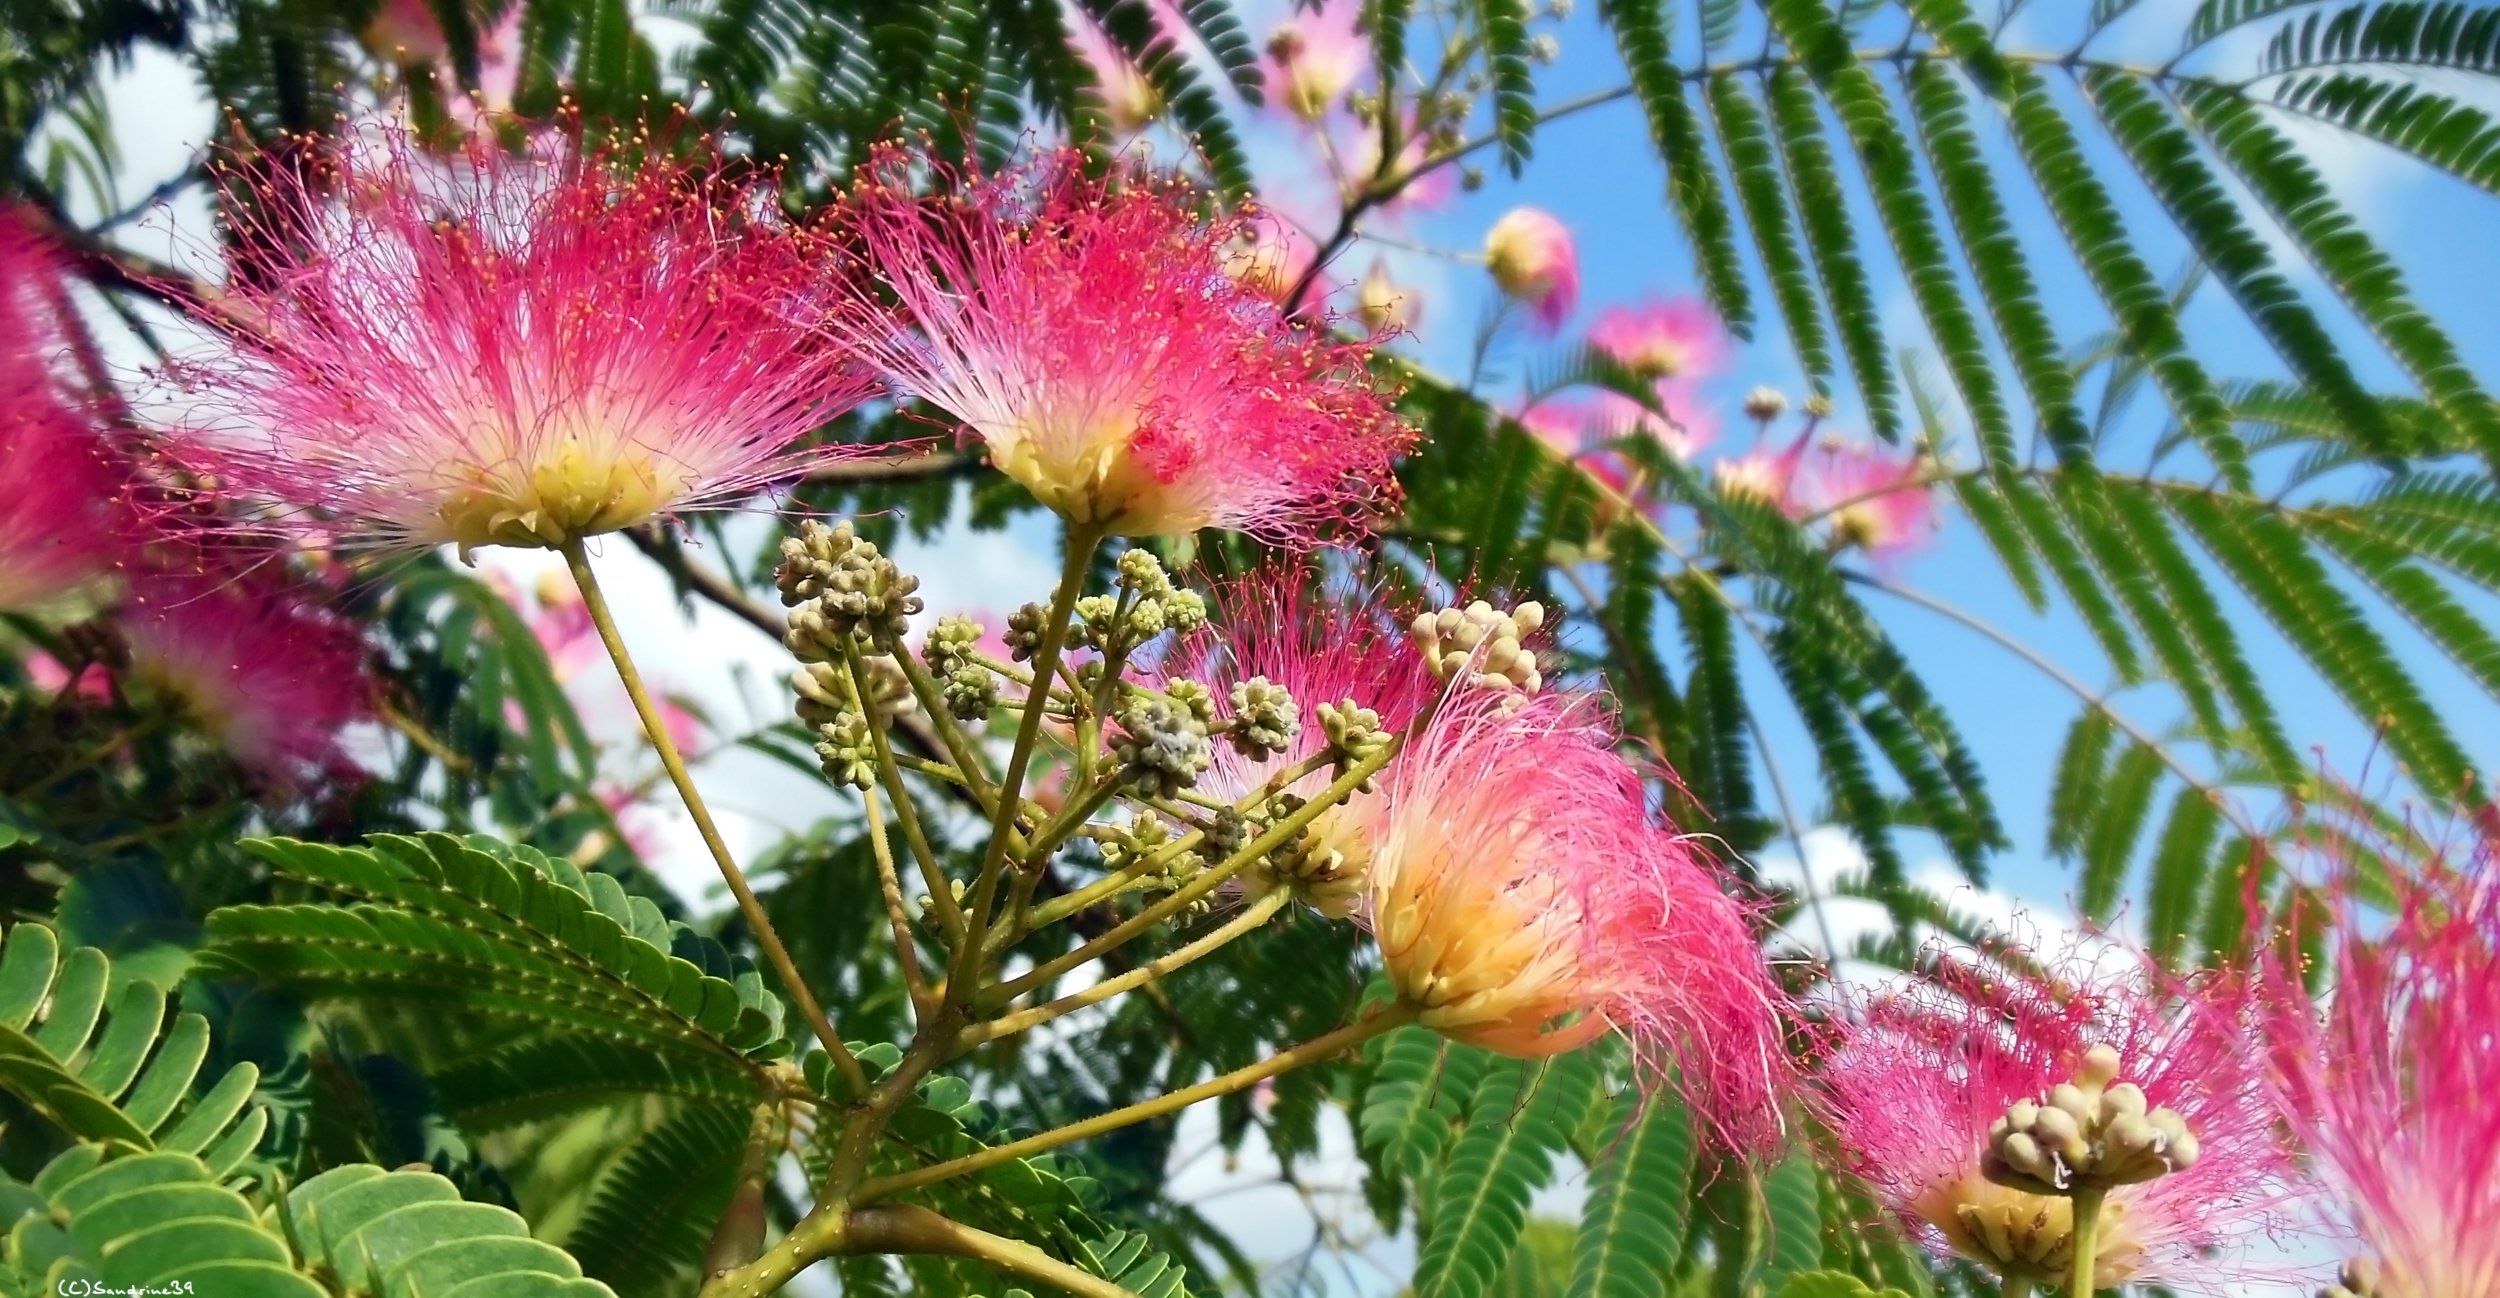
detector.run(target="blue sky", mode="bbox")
[1236,0,2500,924]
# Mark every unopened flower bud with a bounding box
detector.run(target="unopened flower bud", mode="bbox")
[1803,393,1834,420]
[1115,696,1213,797]
[1163,589,1208,634]
[1229,676,1301,760]
[1410,599,1547,696]
[1984,1042,2201,1194]
[1164,678,1218,725]
[1116,548,1171,596]
[1743,385,1789,420]
[814,715,878,790]
[1003,603,1047,661]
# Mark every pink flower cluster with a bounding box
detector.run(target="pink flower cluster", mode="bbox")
[169,123,881,555]
[2256,839,2500,1296]
[1518,295,1728,512]
[3,206,372,786]
[0,215,126,614]
[1816,947,2295,1290]
[1147,569,1800,1150]
[817,144,1411,543]
[1369,684,1797,1152]
[1722,434,1937,558]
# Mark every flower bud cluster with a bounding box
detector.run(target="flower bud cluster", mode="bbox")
[1115,690,1215,798]
[1743,385,1789,421]
[1228,676,1300,761]
[921,614,1000,720]
[1985,1044,2201,1195]
[791,658,912,791]
[1315,699,1391,787]
[1411,600,1546,697]
[778,521,923,656]
[1071,550,1208,660]
[1100,815,1206,893]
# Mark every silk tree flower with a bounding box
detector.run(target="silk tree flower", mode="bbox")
[1066,10,1166,135]
[1,211,127,614]
[1785,438,1937,555]
[1590,386,1716,463]
[1356,259,1419,334]
[1225,208,1320,307]
[1590,297,1725,381]
[1263,0,1366,121]
[820,145,1410,542]
[1367,686,1795,1149]
[360,0,524,113]
[1483,208,1578,332]
[1150,571,1441,916]
[1815,948,2294,1292]
[163,124,880,558]
[1518,400,1636,506]
[2254,846,2500,1298]
[121,570,372,785]
[1336,111,1459,214]
[1713,437,1805,503]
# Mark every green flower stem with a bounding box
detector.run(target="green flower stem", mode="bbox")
[954,525,1101,997]
[19,714,165,801]
[1019,746,1342,933]
[888,648,1002,810]
[858,1001,1418,1204]
[988,737,1403,1004]
[960,888,1291,1052]
[2068,1186,2107,1298]
[845,1205,1141,1298]
[2003,1276,2036,1298]
[844,640,968,944]
[559,537,867,1099]
[861,785,935,1024]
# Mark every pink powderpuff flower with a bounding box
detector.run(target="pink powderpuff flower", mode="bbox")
[361,0,524,115]
[120,570,372,786]
[1590,297,1726,381]
[1067,10,1167,136]
[1,210,128,614]
[819,144,1411,542]
[1590,386,1716,464]
[1785,437,1937,556]
[1263,0,1367,121]
[1713,438,1806,504]
[1815,947,2296,1292]
[1356,259,1419,335]
[163,122,881,558]
[1366,686,1796,1151]
[1149,570,1441,916]
[1483,207,1578,333]
[1334,112,1458,215]
[1516,401,1636,512]
[2254,842,2500,1298]
[1224,207,1321,308]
